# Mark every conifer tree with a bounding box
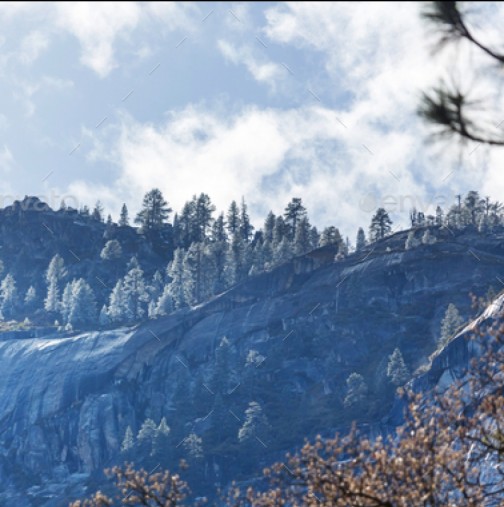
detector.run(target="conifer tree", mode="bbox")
[284,197,307,240]
[309,226,320,250]
[24,286,37,312]
[238,401,270,445]
[227,200,241,238]
[154,285,174,317]
[273,236,293,266]
[195,193,215,242]
[135,189,172,231]
[294,216,312,256]
[387,348,410,386]
[152,417,171,463]
[240,197,254,243]
[263,212,276,243]
[369,208,393,241]
[319,226,343,247]
[92,201,104,222]
[100,239,122,260]
[121,425,135,453]
[122,257,148,321]
[343,372,368,408]
[225,234,246,286]
[166,249,186,309]
[67,279,97,328]
[182,433,203,460]
[119,203,129,227]
[136,418,157,459]
[440,303,464,346]
[44,254,66,313]
[0,274,17,320]
[272,216,287,246]
[356,227,366,251]
[107,279,127,323]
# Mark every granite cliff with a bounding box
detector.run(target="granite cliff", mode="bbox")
[0,222,503,504]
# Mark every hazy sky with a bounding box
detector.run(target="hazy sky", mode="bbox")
[0,2,503,237]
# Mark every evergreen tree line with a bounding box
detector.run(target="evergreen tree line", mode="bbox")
[0,189,500,328]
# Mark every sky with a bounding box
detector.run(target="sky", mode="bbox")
[0,1,503,238]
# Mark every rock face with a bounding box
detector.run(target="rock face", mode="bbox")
[1,227,504,504]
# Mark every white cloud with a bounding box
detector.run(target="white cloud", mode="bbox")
[0,2,201,77]
[54,2,143,77]
[73,102,462,236]
[146,2,200,33]
[218,39,285,91]
[19,30,49,64]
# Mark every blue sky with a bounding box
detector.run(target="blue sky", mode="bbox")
[0,2,503,238]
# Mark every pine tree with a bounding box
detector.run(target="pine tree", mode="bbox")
[284,197,307,240]
[194,193,215,242]
[166,249,186,309]
[212,213,228,243]
[154,285,174,317]
[183,433,203,460]
[264,212,276,243]
[227,200,241,238]
[121,425,135,453]
[60,281,74,324]
[137,418,158,455]
[152,417,172,463]
[225,234,246,286]
[148,271,164,304]
[440,303,464,346]
[319,226,343,248]
[123,261,148,321]
[343,372,368,408]
[273,236,293,267]
[67,279,97,328]
[119,203,129,226]
[24,286,37,312]
[107,279,127,323]
[356,227,366,251]
[238,401,270,445]
[369,208,393,241]
[182,243,201,306]
[209,215,228,293]
[106,214,113,226]
[435,205,444,226]
[272,216,287,246]
[92,201,104,222]
[387,348,410,386]
[0,274,17,319]
[44,254,66,313]
[177,201,196,248]
[240,197,254,243]
[294,216,312,256]
[135,189,172,231]
[309,226,320,250]
[100,239,123,260]
[464,190,483,226]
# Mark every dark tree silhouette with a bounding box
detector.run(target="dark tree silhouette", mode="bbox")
[419,1,504,147]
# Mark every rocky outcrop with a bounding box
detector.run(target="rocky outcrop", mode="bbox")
[1,228,504,504]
